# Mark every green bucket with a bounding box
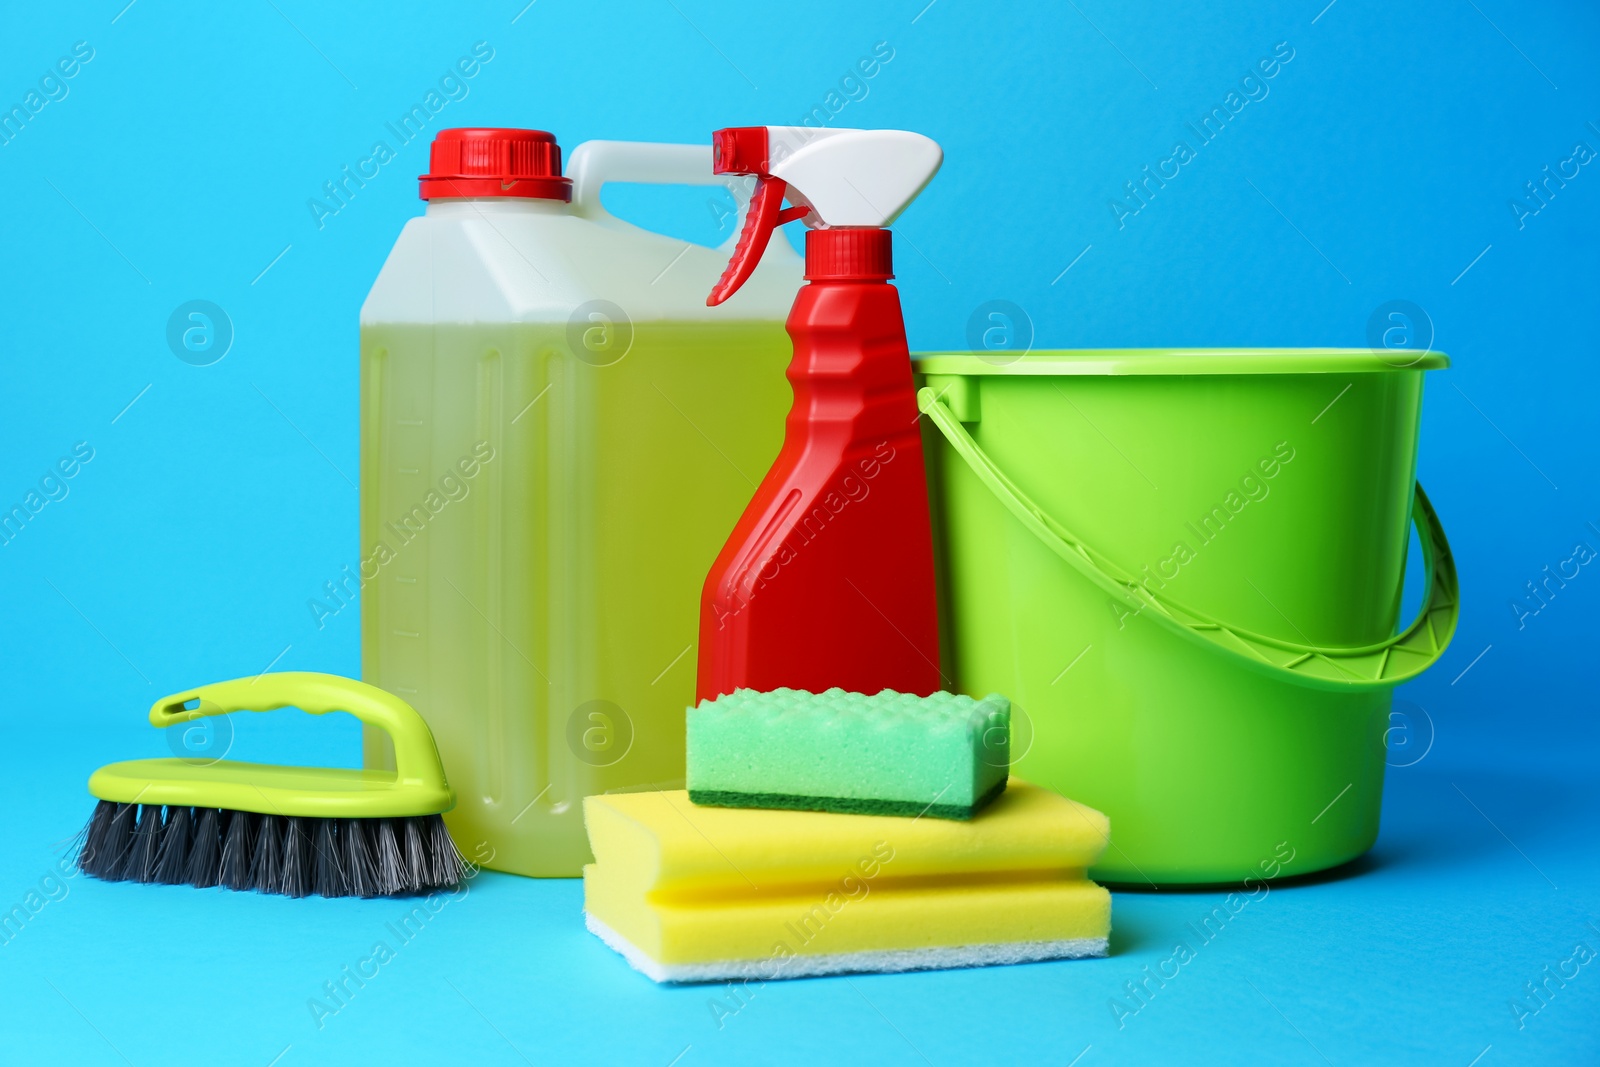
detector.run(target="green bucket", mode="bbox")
[915,349,1457,886]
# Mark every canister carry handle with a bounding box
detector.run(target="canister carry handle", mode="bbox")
[918,388,1460,692]
[150,672,450,793]
[566,140,804,258]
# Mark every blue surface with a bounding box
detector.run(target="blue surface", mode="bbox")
[1,0,1596,1063]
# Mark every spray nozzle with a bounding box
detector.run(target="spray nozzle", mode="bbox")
[706,126,942,306]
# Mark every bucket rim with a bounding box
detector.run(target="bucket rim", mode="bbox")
[913,348,1450,376]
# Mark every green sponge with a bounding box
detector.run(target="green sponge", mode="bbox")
[686,688,1010,820]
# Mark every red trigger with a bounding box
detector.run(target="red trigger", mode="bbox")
[708,177,806,306]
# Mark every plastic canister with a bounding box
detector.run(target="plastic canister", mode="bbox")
[359,128,800,877]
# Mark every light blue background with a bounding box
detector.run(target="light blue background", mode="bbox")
[1,1,1596,1063]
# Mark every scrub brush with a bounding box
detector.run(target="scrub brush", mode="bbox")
[75,672,463,898]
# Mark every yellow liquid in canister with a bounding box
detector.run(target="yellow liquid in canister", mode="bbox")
[359,320,790,876]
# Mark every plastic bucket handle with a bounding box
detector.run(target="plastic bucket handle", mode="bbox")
[918,387,1458,691]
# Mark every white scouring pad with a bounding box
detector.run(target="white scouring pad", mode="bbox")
[586,912,1106,983]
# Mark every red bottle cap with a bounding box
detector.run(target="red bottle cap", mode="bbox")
[805,228,893,282]
[419,128,572,201]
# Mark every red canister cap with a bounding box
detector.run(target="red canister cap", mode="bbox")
[419,128,572,201]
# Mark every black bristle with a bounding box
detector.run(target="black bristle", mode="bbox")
[342,818,378,897]
[250,815,283,892]
[423,814,465,889]
[152,806,193,883]
[79,800,111,870]
[77,800,119,878]
[125,804,164,883]
[373,819,405,895]
[97,802,138,880]
[77,798,465,898]
[219,810,256,891]
[185,808,222,888]
[294,817,319,897]
[297,818,320,896]
[401,816,428,890]
[312,819,343,898]
[280,817,312,898]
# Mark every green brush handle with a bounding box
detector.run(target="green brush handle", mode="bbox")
[89,672,452,817]
[150,672,449,794]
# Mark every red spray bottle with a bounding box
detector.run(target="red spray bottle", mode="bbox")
[696,126,944,702]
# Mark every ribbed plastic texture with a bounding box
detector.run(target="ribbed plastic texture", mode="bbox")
[805,227,893,281]
[711,126,769,174]
[419,127,572,201]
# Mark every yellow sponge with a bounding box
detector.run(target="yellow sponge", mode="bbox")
[582,780,1111,982]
